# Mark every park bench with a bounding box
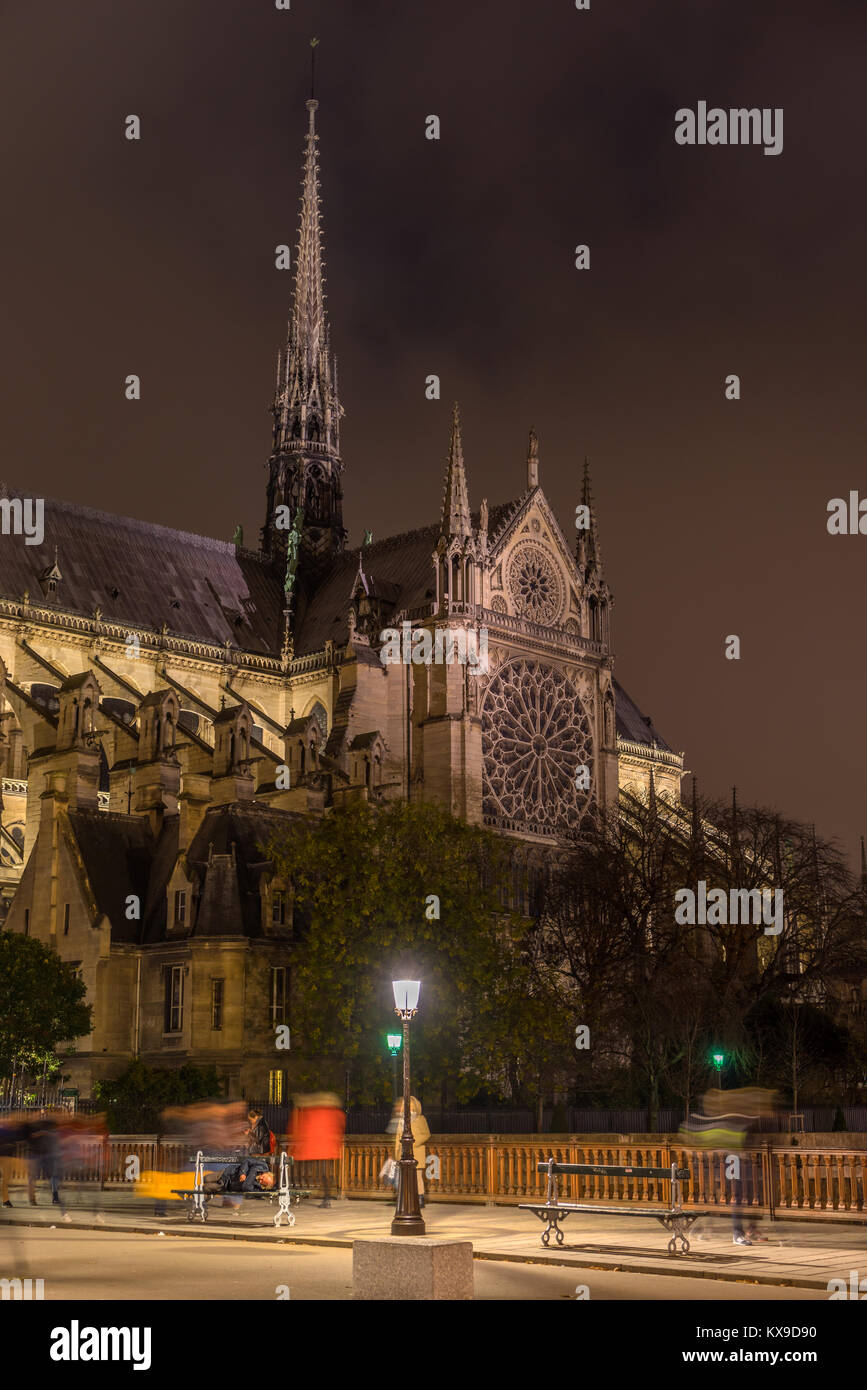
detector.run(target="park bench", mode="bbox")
[520,1158,704,1255]
[172,1150,311,1227]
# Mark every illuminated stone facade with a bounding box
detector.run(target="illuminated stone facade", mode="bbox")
[0,99,682,1097]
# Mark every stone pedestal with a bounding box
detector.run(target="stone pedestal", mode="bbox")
[352,1237,474,1300]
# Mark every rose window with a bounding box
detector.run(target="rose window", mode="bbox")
[482,658,593,833]
[507,543,563,624]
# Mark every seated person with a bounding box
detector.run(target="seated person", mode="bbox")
[202,1159,275,1195]
[244,1108,272,1157]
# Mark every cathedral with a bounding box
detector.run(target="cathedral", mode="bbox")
[0,96,683,1100]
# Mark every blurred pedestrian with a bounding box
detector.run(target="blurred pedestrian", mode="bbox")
[291,1092,345,1208]
[145,1098,247,1217]
[690,1086,776,1245]
[394,1096,430,1208]
[25,1114,61,1207]
[0,1112,28,1208]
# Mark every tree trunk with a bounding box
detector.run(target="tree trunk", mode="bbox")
[648,1071,660,1133]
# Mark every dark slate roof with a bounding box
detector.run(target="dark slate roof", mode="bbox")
[285,714,318,736]
[141,816,181,943]
[614,678,673,751]
[293,501,520,657]
[348,731,380,751]
[63,801,305,943]
[66,809,154,942]
[186,803,304,937]
[0,486,283,654]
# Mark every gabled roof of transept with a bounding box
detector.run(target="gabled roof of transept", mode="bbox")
[0,487,284,653]
[292,500,520,656]
[613,678,673,751]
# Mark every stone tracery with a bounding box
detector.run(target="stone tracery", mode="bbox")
[481,658,593,834]
[507,542,563,624]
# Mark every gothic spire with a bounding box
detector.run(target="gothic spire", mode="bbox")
[690,777,701,843]
[729,786,741,869]
[263,85,345,565]
[278,97,339,450]
[440,403,472,539]
[582,457,603,571]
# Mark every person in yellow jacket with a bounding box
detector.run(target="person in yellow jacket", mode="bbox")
[393,1096,430,1206]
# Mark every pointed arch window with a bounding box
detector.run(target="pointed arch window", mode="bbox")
[451,556,461,602]
[308,702,327,740]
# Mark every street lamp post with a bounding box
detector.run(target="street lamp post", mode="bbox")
[387,1033,402,1103]
[391,978,425,1236]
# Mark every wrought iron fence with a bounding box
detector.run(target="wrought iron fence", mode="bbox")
[252,1103,867,1135]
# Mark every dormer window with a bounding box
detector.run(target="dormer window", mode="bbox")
[174,889,187,926]
[39,549,62,599]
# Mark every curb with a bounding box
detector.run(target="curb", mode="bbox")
[1,1216,832,1290]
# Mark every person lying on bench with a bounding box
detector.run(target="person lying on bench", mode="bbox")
[202,1159,275,1194]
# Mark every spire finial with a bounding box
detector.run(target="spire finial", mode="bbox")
[527,429,539,488]
[440,402,472,540]
[581,457,604,571]
[310,37,319,102]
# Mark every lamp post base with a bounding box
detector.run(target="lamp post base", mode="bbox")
[391,1158,426,1236]
[390,1213,426,1236]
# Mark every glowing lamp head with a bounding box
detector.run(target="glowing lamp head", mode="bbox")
[392,979,420,1015]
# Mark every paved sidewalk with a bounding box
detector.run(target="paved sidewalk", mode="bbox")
[3,1187,866,1290]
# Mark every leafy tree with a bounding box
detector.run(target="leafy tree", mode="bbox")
[0,930,92,1077]
[267,801,522,1103]
[94,1061,222,1133]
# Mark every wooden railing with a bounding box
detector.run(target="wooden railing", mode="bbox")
[341,1137,867,1217]
[5,1135,866,1218]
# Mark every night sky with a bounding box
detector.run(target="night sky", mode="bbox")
[2,1,865,860]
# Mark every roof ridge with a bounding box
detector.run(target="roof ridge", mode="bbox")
[358,498,521,561]
[0,485,264,558]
